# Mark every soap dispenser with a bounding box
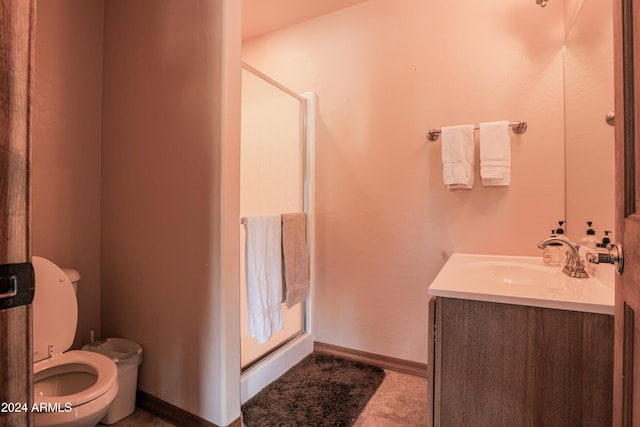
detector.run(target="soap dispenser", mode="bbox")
[599,231,613,250]
[542,221,565,267]
[542,230,562,266]
[555,221,568,266]
[580,221,600,276]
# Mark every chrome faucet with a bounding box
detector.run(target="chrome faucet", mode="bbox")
[537,236,590,278]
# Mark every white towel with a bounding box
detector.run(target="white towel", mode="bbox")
[281,213,309,309]
[441,124,475,189]
[244,216,284,343]
[480,121,511,186]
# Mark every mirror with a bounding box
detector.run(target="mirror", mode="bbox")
[564,0,615,242]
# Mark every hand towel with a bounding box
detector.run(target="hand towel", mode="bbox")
[480,121,511,186]
[441,124,475,189]
[244,216,284,343]
[281,213,309,309]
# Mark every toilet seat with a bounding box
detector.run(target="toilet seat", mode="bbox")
[33,350,118,408]
[31,256,119,427]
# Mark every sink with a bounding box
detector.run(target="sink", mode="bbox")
[462,261,557,286]
[428,253,614,315]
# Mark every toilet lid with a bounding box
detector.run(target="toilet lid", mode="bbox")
[32,256,78,363]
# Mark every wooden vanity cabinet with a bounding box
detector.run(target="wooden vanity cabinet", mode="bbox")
[428,297,614,427]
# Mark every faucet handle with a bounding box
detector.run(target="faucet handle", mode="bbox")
[586,243,624,275]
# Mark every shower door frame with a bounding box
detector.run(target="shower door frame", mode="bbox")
[239,63,315,403]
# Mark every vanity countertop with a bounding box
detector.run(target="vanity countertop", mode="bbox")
[428,253,614,315]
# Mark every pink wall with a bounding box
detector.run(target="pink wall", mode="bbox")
[100,1,241,424]
[243,0,566,363]
[33,1,243,423]
[32,0,104,349]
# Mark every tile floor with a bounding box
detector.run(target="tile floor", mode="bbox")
[110,408,174,426]
[112,370,429,426]
[354,370,429,426]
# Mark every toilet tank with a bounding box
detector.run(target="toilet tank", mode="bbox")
[62,268,80,295]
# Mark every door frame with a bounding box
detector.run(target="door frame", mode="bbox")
[0,1,36,425]
[613,0,640,424]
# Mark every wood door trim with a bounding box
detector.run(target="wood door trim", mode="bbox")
[613,0,640,424]
[0,1,35,425]
[620,0,636,217]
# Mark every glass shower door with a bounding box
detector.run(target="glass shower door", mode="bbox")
[240,64,307,370]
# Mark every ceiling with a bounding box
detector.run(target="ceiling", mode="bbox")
[241,0,367,41]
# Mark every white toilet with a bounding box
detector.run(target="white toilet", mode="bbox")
[32,256,119,427]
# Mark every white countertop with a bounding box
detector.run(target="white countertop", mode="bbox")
[428,253,614,315]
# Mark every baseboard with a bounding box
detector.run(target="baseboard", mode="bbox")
[313,341,428,378]
[136,390,242,427]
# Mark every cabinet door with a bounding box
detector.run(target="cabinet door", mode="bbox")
[433,298,613,427]
[427,297,436,427]
[436,298,536,426]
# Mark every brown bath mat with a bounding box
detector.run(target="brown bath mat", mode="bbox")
[242,353,385,426]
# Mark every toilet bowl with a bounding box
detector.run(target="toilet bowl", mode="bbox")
[32,256,118,427]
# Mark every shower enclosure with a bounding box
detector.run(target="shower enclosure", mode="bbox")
[239,63,315,402]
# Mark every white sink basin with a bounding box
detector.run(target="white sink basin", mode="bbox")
[428,253,614,315]
[462,261,557,286]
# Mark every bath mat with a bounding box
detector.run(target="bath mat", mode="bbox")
[242,353,385,427]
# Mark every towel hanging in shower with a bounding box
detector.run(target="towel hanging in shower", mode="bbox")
[281,212,309,309]
[244,215,284,343]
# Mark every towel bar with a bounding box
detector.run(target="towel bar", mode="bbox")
[427,120,527,142]
[239,217,286,225]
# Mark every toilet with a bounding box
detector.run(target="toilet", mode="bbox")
[32,256,119,427]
